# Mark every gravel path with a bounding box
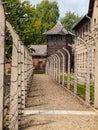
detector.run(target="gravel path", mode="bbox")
[20,74,98,130]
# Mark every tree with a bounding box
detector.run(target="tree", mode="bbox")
[60,11,82,32]
[34,0,59,44]
[5,0,36,46]
[4,0,59,45]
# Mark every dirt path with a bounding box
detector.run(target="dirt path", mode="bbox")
[20,74,98,130]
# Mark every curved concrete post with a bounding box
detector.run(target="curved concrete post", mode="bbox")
[51,55,57,81]
[20,42,25,109]
[54,55,59,82]
[75,36,91,103]
[48,58,52,77]
[0,2,5,130]
[94,37,98,108]
[47,59,51,75]
[50,56,56,80]
[46,59,49,74]
[57,50,65,86]
[74,44,78,94]
[54,54,60,83]
[63,47,70,89]
[6,21,19,130]
[48,57,53,78]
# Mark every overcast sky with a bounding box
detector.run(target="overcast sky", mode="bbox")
[28,0,90,18]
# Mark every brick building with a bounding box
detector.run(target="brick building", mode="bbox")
[72,0,98,107]
[31,45,47,72]
[72,0,98,83]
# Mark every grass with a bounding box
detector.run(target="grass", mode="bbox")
[70,84,94,102]
[34,71,45,74]
[69,84,94,102]
[56,73,94,103]
[60,73,74,81]
[90,85,94,102]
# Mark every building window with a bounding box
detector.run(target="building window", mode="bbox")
[51,36,57,41]
[57,35,62,40]
[39,61,43,65]
[94,18,96,25]
[47,36,51,40]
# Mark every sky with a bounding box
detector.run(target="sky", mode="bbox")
[28,0,90,18]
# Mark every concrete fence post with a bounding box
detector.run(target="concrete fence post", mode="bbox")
[51,56,56,80]
[63,48,70,89]
[57,50,65,86]
[74,48,78,94]
[6,21,19,130]
[94,37,98,108]
[20,43,25,109]
[0,2,5,130]
[86,46,90,103]
[24,48,27,98]
[18,40,22,116]
[55,54,60,84]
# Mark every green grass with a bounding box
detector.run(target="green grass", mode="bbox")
[90,85,94,102]
[60,73,74,81]
[77,84,94,102]
[77,84,86,98]
[70,84,94,102]
[59,74,94,102]
[70,84,74,91]
[34,71,45,74]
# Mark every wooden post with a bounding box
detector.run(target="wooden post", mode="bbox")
[0,2,5,130]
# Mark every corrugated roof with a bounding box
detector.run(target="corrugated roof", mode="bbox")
[30,45,47,57]
[43,22,73,35]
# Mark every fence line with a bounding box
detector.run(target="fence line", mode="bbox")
[0,1,5,130]
[46,26,98,108]
[6,21,33,130]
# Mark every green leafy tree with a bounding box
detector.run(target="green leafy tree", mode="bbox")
[5,0,59,45]
[5,0,36,45]
[34,0,59,44]
[4,0,59,58]
[60,11,82,32]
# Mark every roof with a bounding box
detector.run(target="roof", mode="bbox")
[88,0,95,17]
[72,15,90,30]
[30,45,47,57]
[43,22,73,35]
[72,0,95,30]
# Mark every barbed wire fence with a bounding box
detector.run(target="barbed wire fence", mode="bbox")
[46,23,98,109]
[0,1,5,130]
[6,21,33,130]
[0,2,33,129]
